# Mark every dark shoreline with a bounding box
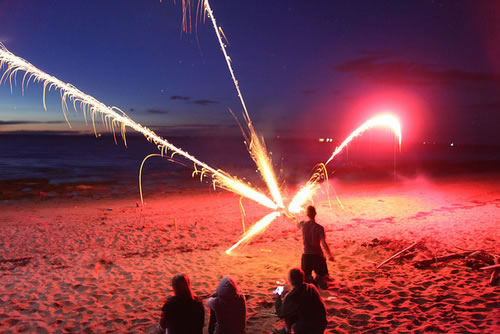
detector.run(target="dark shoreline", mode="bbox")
[2,161,499,203]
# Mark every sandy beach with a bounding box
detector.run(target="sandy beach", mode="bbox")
[0,174,498,333]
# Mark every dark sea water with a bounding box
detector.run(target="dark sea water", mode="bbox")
[0,134,499,189]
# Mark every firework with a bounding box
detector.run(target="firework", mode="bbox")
[287,114,402,214]
[0,43,278,211]
[1,2,403,255]
[225,212,281,254]
[203,1,284,209]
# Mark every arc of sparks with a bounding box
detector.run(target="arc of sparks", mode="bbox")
[325,114,401,165]
[1,1,404,255]
[227,114,402,253]
[287,114,402,214]
[203,0,284,209]
[0,43,278,211]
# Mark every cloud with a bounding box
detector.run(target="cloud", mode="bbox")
[334,54,500,86]
[170,95,191,101]
[146,109,169,115]
[150,123,236,131]
[0,130,81,135]
[0,120,65,125]
[193,99,218,106]
[147,123,238,136]
[170,95,218,106]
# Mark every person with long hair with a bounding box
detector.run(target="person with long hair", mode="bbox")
[157,274,204,334]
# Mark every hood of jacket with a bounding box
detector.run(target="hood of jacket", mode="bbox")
[216,276,239,300]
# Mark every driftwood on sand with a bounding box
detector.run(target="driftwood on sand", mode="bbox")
[413,250,499,285]
[488,258,499,286]
[413,251,474,269]
[479,263,500,271]
[376,241,418,269]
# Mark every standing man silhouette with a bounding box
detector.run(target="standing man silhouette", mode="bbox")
[297,206,334,289]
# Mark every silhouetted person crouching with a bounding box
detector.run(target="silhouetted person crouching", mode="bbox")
[274,268,327,334]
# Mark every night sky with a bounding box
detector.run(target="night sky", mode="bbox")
[0,0,499,144]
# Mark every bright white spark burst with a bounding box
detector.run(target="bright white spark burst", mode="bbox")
[0,1,402,255]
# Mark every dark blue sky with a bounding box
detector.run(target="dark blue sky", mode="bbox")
[0,0,499,144]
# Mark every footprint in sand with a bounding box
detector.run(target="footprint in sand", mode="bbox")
[391,298,406,306]
[410,297,430,305]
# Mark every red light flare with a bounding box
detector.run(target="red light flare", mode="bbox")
[341,89,427,145]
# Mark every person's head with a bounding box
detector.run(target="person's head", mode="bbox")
[288,268,305,287]
[216,276,240,300]
[306,206,316,220]
[172,274,193,298]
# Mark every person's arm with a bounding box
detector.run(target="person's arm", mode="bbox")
[321,237,334,261]
[274,294,283,317]
[158,302,169,333]
[277,291,300,319]
[296,220,304,230]
[206,296,216,309]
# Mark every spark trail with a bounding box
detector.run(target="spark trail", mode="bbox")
[288,114,402,214]
[325,114,401,165]
[227,114,402,252]
[0,43,277,210]
[225,212,281,254]
[196,2,403,252]
[1,2,403,255]
[203,0,284,209]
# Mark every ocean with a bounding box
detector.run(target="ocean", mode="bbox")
[0,134,499,190]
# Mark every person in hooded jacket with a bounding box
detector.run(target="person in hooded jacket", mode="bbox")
[156,274,204,334]
[206,276,247,334]
[274,268,327,334]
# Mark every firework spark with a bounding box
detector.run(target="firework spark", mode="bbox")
[0,2,403,255]
[325,114,402,165]
[203,1,284,209]
[225,211,281,255]
[0,43,278,211]
[226,114,402,253]
[287,114,402,214]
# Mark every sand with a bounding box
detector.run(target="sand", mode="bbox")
[0,175,498,333]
